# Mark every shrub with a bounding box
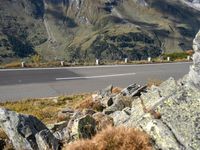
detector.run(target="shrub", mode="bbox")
[31,54,42,64]
[64,126,152,150]
[162,52,188,61]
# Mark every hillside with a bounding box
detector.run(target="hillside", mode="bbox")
[0,0,200,63]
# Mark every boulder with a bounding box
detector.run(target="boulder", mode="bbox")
[67,111,83,131]
[93,112,114,131]
[97,85,113,98]
[0,108,51,150]
[53,128,71,143]
[188,30,200,88]
[100,96,113,107]
[103,95,133,115]
[71,115,96,139]
[138,115,182,150]
[110,109,131,126]
[115,77,200,149]
[121,83,141,96]
[35,129,60,150]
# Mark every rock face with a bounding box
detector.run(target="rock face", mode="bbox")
[35,129,59,150]
[188,30,200,88]
[111,77,200,149]
[71,115,96,139]
[0,108,59,150]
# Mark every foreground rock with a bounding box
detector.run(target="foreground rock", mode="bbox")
[36,129,60,150]
[0,108,59,150]
[111,77,200,149]
[188,30,200,88]
[71,115,96,139]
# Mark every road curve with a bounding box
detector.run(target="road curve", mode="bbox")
[0,62,191,102]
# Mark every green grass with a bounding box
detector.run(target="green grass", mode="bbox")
[162,52,191,61]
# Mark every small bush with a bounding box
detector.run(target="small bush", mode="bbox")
[64,126,152,150]
[31,54,42,64]
[162,52,188,61]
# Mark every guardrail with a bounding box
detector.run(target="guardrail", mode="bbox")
[0,56,193,69]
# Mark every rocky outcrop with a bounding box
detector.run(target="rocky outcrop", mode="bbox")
[109,76,200,149]
[188,30,200,88]
[0,108,59,150]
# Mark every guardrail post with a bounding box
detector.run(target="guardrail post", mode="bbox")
[167,57,170,61]
[187,56,191,61]
[96,59,99,65]
[125,58,128,63]
[61,61,64,66]
[21,62,25,68]
[148,57,151,62]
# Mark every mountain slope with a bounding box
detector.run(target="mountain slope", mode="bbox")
[0,0,199,62]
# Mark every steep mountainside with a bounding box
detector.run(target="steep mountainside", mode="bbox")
[0,0,200,62]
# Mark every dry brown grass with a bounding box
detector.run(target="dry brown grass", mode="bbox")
[4,61,21,68]
[0,129,8,140]
[112,87,122,94]
[0,94,89,124]
[75,95,104,112]
[0,129,14,150]
[64,126,152,150]
[147,79,163,87]
[93,113,114,131]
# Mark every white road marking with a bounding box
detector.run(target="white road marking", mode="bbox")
[56,72,136,81]
[0,62,192,72]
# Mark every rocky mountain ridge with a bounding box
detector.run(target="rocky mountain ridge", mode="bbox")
[0,0,200,62]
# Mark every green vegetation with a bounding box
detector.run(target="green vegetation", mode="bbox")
[162,52,191,61]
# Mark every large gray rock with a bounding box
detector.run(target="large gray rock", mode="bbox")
[110,108,131,126]
[71,115,96,139]
[35,129,59,150]
[121,83,141,96]
[188,30,200,88]
[0,108,59,150]
[103,94,133,115]
[97,85,113,98]
[115,78,200,150]
[53,128,71,143]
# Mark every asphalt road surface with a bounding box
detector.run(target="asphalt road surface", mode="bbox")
[0,62,192,102]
